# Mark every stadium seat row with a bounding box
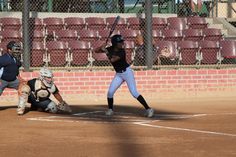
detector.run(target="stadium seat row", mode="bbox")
[0,28,223,45]
[1,40,235,67]
[0,16,208,32]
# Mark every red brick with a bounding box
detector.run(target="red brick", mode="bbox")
[85,82,94,85]
[217,70,227,74]
[136,71,147,76]
[157,70,167,75]
[74,72,85,77]
[167,80,177,84]
[228,69,236,74]
[197,69,207,75]
[74,82,84,86]
[85,72,95,76]
[53,72,64,77]
[146,70,156,76]
[208,69,217,74]
[167,70,177,75]
[187,70,197,75]
[64,82,74,86]
[192,75,202,79]
[177,70,187,75]
[63,72,74,77]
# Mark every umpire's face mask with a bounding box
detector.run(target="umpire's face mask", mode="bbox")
[11,44,22,61]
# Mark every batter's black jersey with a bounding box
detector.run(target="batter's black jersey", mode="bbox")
[106,46,129,72]
[27,78,59,102]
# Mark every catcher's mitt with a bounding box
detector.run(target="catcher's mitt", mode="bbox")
[57,101,72,113]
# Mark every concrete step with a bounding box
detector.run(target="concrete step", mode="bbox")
[208,23,224,29]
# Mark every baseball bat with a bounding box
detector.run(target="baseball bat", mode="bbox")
[105,15,120,45]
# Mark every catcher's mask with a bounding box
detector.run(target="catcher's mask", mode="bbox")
[39,68,54,88]
[7,41,21,59]
[111,34,124,46]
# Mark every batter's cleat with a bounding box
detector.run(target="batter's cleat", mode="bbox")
[146,108,154,118]
[105,109,114,116]
[17,106,25,115]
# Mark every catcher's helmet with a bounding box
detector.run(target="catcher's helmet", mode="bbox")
[111,34,124,45]
[7,41,21,51]
[39,68,54,87]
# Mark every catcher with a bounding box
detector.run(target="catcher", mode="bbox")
[17,67,72,115]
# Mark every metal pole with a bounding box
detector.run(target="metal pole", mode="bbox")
[48,0,53,12]
[22,0,30,71]
[144,0,153,69]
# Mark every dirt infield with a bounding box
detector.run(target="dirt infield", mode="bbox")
[1,97,236,157]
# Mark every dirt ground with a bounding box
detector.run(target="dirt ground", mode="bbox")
[0,97,236,157]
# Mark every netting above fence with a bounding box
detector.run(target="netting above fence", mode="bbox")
[0,0,236,70]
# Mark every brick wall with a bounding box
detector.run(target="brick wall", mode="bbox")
[1,69,236,103]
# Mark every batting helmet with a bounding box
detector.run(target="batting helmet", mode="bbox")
[111,34,124,45]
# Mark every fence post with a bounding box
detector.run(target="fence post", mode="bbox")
[22,0,30,71]
[145,0,153,69]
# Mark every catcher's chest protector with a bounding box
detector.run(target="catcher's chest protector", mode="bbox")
[33,79,56,101]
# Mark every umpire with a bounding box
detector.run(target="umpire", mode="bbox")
[0,41,22,96]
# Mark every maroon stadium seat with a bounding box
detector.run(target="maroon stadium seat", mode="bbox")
[77,29,99,42]
[152,30,163,42]
[64,17,86,30]
[162,29,183,41]
[220,40,236,59]
[183,29,203,41]
[91,40,110,66]
[30,41,47,67]
[199,40,222,64]
[152,17,168,30]
[120,29,140,41]
[126,17,140,30]
[0,30,22,43]
[97,29,119,42]
[177,40,200,65]
[85,17,107,30]
[124,41,135,64]
[68,40,91,66]
[219,40,236,64]
[54,30,78,41]
[46,41,69,67]
[43,17,64,35]
[0,17,21,31]
[167,17,188,30]
[203,28,224,41]
[31,30,46,43]
[0,41,10,55]
[29,18,45,31]
[106,17,127,30]
[187,17,208,29]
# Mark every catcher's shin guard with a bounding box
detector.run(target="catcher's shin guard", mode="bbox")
[17,84,31,115]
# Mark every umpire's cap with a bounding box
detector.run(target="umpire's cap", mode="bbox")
[111,34,124,45]
[7,41,20,51]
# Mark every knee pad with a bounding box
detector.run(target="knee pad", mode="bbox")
[46,101,58,113]
[19,84,31,98]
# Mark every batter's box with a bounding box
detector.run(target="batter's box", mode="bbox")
[27,111,155,124]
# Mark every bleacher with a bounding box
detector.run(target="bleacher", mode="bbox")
[0,15,236,67]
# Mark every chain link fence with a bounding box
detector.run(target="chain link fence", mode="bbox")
[0,0,236,70]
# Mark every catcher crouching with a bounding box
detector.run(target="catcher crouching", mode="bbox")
[17,67,72,115]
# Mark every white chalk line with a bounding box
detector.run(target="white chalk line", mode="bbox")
[134,121,236,137]
[133,112,236,138]
[26,111,236,137]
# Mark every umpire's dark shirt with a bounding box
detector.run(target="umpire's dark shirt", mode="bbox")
[0,53,21,81]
